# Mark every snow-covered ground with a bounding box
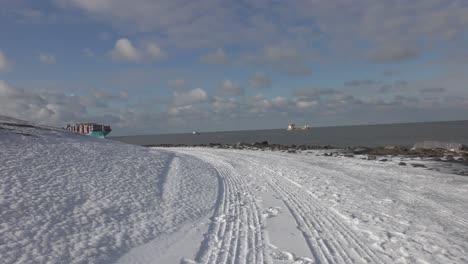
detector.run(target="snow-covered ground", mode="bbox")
[1,116,468,264]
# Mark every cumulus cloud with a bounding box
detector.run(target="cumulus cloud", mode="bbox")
[0,50,11,71]
[146,42,166,59]
[271,96,289,106]
[173,88,208,106]
[109,38,165,62]
[217,80,244,96]
[6,74,462,133]
[199,48,227,64]
[110,38,140,62]
[38,52,56,64]
[56,0,468,65]
[249,73,272,89]
[296,100,318,110]
[0,80,83,124]
[0,80,134,129]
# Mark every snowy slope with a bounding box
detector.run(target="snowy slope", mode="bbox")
[1,116,468,264]
[0,117,219,263]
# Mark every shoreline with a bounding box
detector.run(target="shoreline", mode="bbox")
[145,142,468,170]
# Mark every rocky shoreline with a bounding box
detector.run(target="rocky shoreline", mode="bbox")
[145,141,468,166]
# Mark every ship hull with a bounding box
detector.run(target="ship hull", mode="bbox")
[86,131,110,138]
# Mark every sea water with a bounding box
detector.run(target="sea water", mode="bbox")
[111,120,468,148]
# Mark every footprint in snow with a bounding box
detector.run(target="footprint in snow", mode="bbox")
[211,214,226,223]
[271,251,314,264]
[263,207,281,218]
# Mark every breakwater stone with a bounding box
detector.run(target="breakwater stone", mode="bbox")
[413,141,466,151]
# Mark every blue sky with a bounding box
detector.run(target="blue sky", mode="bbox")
[0,0,467,136]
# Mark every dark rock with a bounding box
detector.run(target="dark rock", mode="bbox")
[344,154,354,158]
[287,149,297,153]
[367,155,377,160]
[445,155,454,161]
[261,141,269,146]
[398,162,407,166]
[379,158,388,162]
[353,147,369,154]
[411,164,426,168]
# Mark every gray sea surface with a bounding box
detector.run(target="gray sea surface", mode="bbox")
[110,120,468,148]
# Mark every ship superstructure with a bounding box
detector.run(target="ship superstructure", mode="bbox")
[65,123,111,138]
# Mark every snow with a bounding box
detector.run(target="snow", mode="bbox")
[1,115,468,263]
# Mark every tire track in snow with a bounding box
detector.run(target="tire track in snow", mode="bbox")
[267,175,384,264]
[223,152,387,264]
[283,154,468,229]
[239,150,468,231]
[175,151,271,264]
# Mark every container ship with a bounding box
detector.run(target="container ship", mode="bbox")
[65,123,111,138]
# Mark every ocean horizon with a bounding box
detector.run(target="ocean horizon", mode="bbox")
[111,119,468,147]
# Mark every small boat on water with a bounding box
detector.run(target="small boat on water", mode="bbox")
[192,131,200,135]
[287,123,311,131]
[65,123,111,138]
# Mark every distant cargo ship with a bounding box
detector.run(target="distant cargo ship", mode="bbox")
[65,123,111,138]
[287,123,311,131]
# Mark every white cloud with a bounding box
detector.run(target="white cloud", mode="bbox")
[173,88,208,107]
[296,100,318,109]
[110,38,140,62]
[0,50,10,71]
[218,80,244,96]
[56,0,468,65]
[146,42,166,59]
[0,80,82,124]
[199,48,227,64]
[249,73,272,89]
[109,38,166,62]
[0,80,133,128]
[271,96,289,106]
[212,97,238,112]
[38,52,56,64]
